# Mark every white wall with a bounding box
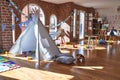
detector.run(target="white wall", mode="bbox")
[96,7,120,30]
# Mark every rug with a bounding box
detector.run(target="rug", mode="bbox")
[0,56,20,73]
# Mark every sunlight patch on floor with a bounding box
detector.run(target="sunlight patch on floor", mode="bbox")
[0,67,74,80]
[58,44,106,50]
[60,49,71,53]
[73,66,104,70]
[1,54,37,62]
[94,46,106,50]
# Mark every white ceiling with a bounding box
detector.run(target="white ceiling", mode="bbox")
[41,0,120,9]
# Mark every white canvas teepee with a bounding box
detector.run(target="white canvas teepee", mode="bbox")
[9,13,61,60]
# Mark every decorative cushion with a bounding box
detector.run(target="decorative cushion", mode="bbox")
[55,54,75,64]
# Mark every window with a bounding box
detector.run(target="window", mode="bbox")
[12,4,45,43]
[49,14,57,40]
[12,12,15,43]
[50,14,57,27]
[21,3,45,31]
[73,9,77,38]
[79,11,85,39]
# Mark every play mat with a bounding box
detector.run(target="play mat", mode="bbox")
[0,56,20,73]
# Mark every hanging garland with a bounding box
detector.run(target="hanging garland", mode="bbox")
[2,0,73,31]
[9,0,28,18]
[9,0,29,29]
[1,0,30,31]
[53,12,73,28]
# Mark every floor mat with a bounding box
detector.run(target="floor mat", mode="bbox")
[0,56,20,73]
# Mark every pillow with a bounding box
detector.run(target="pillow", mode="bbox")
[55,54,75,64]
[55,53,73,57]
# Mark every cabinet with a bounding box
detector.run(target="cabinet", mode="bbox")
[87,13,93,35]
[92,19,101,35]
[86,13,101,35]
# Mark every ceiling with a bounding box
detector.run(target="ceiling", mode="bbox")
[41,0,120,9]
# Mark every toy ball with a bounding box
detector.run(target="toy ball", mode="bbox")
[5,51,9,55]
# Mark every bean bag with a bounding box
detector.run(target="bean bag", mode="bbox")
[55,54,75,64]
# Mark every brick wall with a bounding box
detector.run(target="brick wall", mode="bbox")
[11,0,59,40]
[0,5,2,49]
[0,0,12,51]
[0,1,2,49]
[12,0,95,36]
[0,0,95,50]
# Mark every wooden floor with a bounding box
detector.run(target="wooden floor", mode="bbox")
[1,42,120,80]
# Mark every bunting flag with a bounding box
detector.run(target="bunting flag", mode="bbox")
[6,0,73,30]
[1,23,6,32]
[19,22,24,29]
[26,16,29,18]
[10,9,14,13]
[8,0,73,28]
[16,17,19,22]
[9,0,28,18]
[24,20,29,27]
[18,10,22,13]
[29,17,33,22]
[8,3,11,7]
[18,20,31,29]
[11,24,15,30]
[13,13,16,17]
[14,5,18,10]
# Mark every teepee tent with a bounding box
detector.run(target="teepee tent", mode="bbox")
[9,13,61,61]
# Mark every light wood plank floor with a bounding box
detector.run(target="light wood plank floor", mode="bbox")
[0,43,120,80]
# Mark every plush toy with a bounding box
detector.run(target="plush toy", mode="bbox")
[55,53,85,64]
[98,39,107,44]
